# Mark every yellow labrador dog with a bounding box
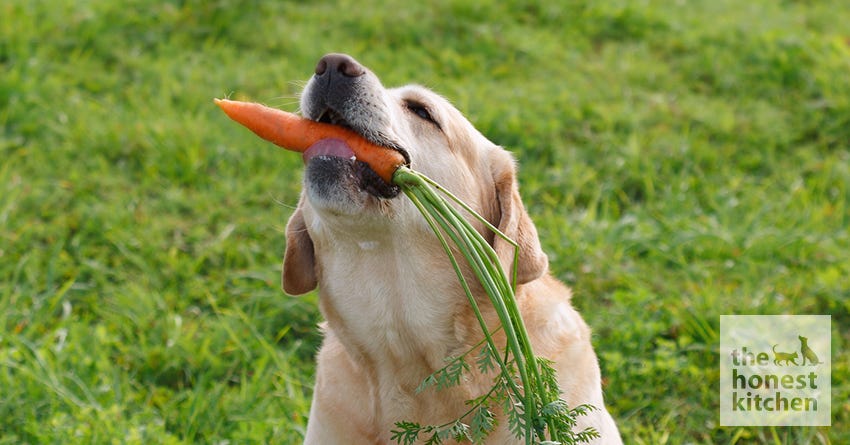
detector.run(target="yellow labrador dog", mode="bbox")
[284,53,621,444]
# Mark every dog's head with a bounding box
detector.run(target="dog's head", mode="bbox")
[282,53,548,295]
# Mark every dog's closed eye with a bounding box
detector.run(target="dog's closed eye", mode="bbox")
[405,100,440,128]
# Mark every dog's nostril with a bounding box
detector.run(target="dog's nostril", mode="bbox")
[315,53,365,78]
[337,61,359,77]
[315,59,328,75]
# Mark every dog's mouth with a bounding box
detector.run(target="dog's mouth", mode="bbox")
[316,107,349,127]
[304,107,409,199]
[314,107,410,161]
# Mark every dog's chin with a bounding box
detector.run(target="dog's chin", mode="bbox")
[304,156,399,216]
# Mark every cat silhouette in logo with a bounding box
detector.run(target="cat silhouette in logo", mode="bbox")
[799,335,822,366]
[772,344,798,366]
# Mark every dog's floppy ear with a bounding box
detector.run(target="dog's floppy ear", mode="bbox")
[490,150,548,285]
[282,201,318,295]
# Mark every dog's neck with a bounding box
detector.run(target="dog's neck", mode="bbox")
[312,223,488,389]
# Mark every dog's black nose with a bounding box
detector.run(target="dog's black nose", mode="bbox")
[315,53,366,78]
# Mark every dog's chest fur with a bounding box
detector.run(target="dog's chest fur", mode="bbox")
[313,224,472,378]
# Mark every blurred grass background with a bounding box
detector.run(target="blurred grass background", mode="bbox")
[1,0,848,443]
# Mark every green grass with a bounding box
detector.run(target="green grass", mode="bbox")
[1,0,848,443]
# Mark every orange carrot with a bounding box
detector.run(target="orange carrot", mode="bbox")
[214,98,406,183]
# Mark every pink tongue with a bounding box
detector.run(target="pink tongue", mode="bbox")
[302,138,356,163]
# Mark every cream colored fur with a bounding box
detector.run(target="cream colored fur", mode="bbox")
[283,58,622,444]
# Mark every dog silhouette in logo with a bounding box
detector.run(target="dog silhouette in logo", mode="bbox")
[799,335,822,365]
[771,344,798,366]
